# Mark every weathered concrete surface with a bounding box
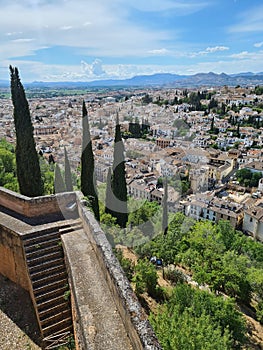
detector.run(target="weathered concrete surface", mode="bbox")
[63,229,133,350]
[0,210,31,290]
[0,187,162,350]
[0,187,76,219]
[71,192,162,350]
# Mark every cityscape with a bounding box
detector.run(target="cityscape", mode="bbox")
[0,73,263,349]
[1,0,263,349]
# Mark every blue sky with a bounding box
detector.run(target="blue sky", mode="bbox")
[1,0,263,82]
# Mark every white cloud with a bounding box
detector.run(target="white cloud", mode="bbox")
[191,46,229,57]
[230,51,251,59]
[60,26,73,31]
[205,46,229,53]
[147,48,170,55]
[254,41,263,48]
[12,38,35,43]
[0,0,171,59]
[81,59,106,76]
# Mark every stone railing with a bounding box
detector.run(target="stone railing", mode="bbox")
[0,187,162,349]
[0,187,76,218]
[71,192,162,350]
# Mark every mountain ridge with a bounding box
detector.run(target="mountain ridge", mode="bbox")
[1,72,263,88]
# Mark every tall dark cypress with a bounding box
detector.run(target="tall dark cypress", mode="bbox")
[162,179,168,235]
[81,100,100,221]
[111,114,128,228]
[54,163,66,193]
[64,146,73,191]
[9,66,44,197]
[105,167,113,215]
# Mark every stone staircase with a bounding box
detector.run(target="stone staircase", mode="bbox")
[22,219,82,349]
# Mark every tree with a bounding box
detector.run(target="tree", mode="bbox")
[9,66,44,197]
[105,167,113,215]
[210,116,214,132]
[54,164,66,193]
[162,179,168,235]
[111,114,128,228]
[64,147,73,191]
[150,283,246,350]
[81,100,100,221]
[133,258,158,297]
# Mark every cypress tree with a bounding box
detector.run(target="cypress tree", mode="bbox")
[64,146,73,191]
[9,65,44,197]
[81,100,100,221]
[162,179,168,235]
[54,163,66,193]
[111,114,128,228]
[105,167,112,215]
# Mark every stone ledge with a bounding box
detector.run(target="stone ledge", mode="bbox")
[0,187,77,218]
[75,192,162,350]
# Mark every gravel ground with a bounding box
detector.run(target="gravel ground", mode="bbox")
[0,274,41,350]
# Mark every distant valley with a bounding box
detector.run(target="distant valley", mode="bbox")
[1,71,263,89]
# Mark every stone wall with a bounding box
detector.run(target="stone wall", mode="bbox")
[0,187,162,349]
[0,225,30,291]
[0,187,76,218]
[69,192,162,350]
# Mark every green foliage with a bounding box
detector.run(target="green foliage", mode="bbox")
[162,180,168,235]
[256,300,263,324]
[10,66,44,196]
[142,93,152,104]
[64,147,73,191]
[105,167,113,216]
[0,140,18,191]
[63,290,71,301]
[114,248,134,281]
[39,156,54,195]
[128,200,159,238]
[254,85,263,95]
[137,215,262,307]
[236,168,261,187]
[163,267,186,285]
[150,284,246,350]
[54,164,66,193]
[133,258,159,298]
[110,115,128,227]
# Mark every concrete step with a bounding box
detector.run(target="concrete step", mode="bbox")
[37,295,66,312]
[34,278,68,297]
[35,285,68,304]
[38,300,70,320]
[30,264,65,282]
[32,271,67,288]
[42,316,73,338]
[24,236,61,254]
[26,243,62,259]
[28,257,65,275]
[59,223,83,235]
[23,231,60,247]
[40,309,72,328]
[27,250,63,267]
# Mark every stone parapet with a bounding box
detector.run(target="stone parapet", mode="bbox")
[72,191,162,350]
[0,223,30,291]
[0,187,76,218]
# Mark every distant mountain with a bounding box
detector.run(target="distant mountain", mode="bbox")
[85,72,263,87]
[0,80,9,87]
[1,72,263,89]
[231,72,263,77]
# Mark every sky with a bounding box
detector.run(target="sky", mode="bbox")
[1,0,263,82]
